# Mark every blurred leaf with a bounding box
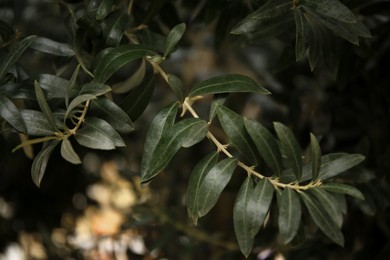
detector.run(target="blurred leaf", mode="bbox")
[181,120,208,148]
[0,19,14,42]
[231,0,291,34]
[112,59,146,94]
[310,133,321,181]
[164,23,186,57]
[234,177,274,257]
[189,74,270,97]
[137,29,166,53]
[197,157,237,217]
[79,82,111,96]
[88,0,113,20]
[217,105,260,166]
[301,0,357,23]
[20,109,59,136]
[209,93,228,121]
[187,152,219,224]
[30,37,74,57]
[0,35,36,81]
[61,138,81,164]
[278,188,301,244]
[300,191,344,246]
[317,154,365,180]
[31,140,59,187]
[141,102,179,184]
[294,7,309,61]
[93,44,155,83]
[167,74,185,102]
[38,74,70,99]
[141,118,207,186]
[274,122,303,180]
[34,81,58,131]
[120,75,156,121]
[90,97,134,133]
[320,183,365,200]
[75,117,124,150]
[103,10,130,46]
[309,188,343,228]
[0,95,26,133]
[305,14,323,70]
[66,65,81,107]
[65,94,96,119]
[245,118,283,176]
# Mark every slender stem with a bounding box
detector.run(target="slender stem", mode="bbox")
[68,100,91,135]
[12,136,58,152]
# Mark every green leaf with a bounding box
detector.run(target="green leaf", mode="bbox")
[34,81,59,131]
[66,65,81,107]
[103,10,130,46]
[300,191,344,246]
[244,118,283,176]
[234,177,274,257]
[141,118,207,186]
[301,0,357,23]
[189,74,270,97]
[65,94,96,119]
[320,183,365,200]
[274,122,303,180]
[0,95,26,133]
[197,158,237,217]
[120,75,155,121]
[317,154,365,180]
[75,117,124,150]
[20,109,59,136]
[90,97,134,133]
[31,140,59,187]
[79,82,111,96]
[88,0,114,20]
[0,35,36,80]
[38,74,70,99]
[278,188,302,244]
[30,37,75,57]
[61,138,82,164]
[294,7,309,61]
[305,14,323,70]
[167,74,185,102]
[112,59,146,94]
[309,188,343,228]
[209,93,228,121]
[181,120,208,148]
[231,0,292,34]
[217,105,260,165]
[140,102,179,183]
[310,133,322,181]
[93,44,156,83]
[164,23,186,57]
[187,152,219,224]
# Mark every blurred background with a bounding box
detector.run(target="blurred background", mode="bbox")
[1,0,390,259]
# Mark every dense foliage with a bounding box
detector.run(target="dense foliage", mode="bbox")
[1,0,389,258]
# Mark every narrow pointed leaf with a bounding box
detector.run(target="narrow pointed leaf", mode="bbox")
[65,94,96,119]
[90,97,134,133]
[189,74,270,97]
[141,118,207,185]
[231,0,292,34]
[197,158,237,216]
[20,109,59,136]
[278,188,302,244]
[120,75,155,121]
[320,183,364,200]
[103,10,130,46]
[38,74,70,99]
[31,140,59,187]
[300,191,344,246]
[167,74,185,102]
[294,7,309,61]
[245,118,283,176]
[34,81,58,131]
[181,120,208,148]
[30,37,74,56]
[93,44,155,83]
[79,82,111,96]
[0,95,26,133]
[318,154,365,180]
[164,23,186,57]
[217,105,260,165]
[209,93,228,121]
[0,35,36,80]
[234,177,274,257]
[309,188,343,228]
[310,133,322,180]
[66,65,81,107]
[187,152,219,224]
[112,59,146,94]
[75,117,123,150]
[274,122,302,180]
[302,0,357,23]
[61,138,82,164]
[88,0,114,20]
